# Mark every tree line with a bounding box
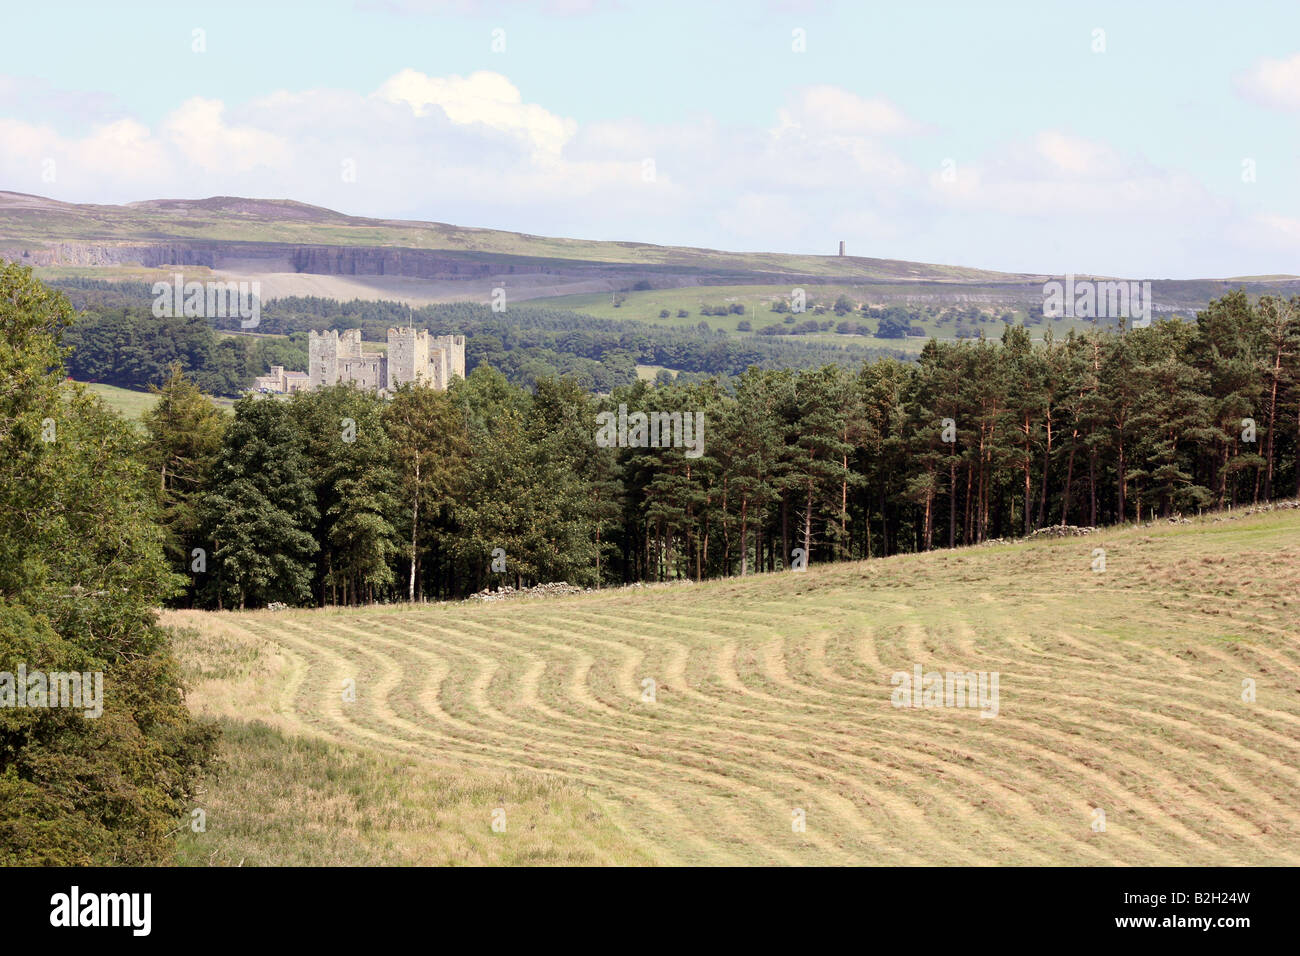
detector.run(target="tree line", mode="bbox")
[63,306,309,396]
[56,291,908,396]
[139,289,1299,609]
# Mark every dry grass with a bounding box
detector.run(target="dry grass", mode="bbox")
[173,720,647,866]
[166,506,1300,865]
[170,616,651,865]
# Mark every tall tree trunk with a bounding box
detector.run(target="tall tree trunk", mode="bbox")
[948,459,957,548]
[923,478,934,551]
[964,461,974,545]
[1088,438,1097,527]
[739,496,749,576]
[879,486,889,555]
[803,483,813,566]
[686,463,695,581]
[1037,414,1053,529]
[1022,414,1033,536]
[781,495,790,568]
[863,487,872,559]
[696,521,703,581]
[721,478,731,576]
[1264,352,1280,500]
[1061,430,1077,526]
[1219,440,1230,506]
[408,462,420,603]
[840,452,849,560]
[1116,434,1126,522]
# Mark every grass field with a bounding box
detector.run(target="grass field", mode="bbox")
[166,507,1300,866]
[81,382,163,420]
[635,364,675,381]
[544,284,1113,352]
[80,381,236,420]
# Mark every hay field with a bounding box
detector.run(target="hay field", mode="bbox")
[168,507,1300,865]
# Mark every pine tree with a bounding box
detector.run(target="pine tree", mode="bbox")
[200,396,319,608]
[1255,296,1300,500]
[141,363,227,602]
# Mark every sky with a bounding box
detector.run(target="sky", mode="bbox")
[2,0,1298,278]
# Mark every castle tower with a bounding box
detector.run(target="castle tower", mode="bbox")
[340,328,364,359]
[431,334,466,382]
[309,330,340,388]
[386,327,431,390]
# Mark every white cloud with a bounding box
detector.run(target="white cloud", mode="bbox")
[1033,131,1124,177]
[73,118,171,181]
[1236,53,1300,111]
[928,131,1213,222]
[1245,212,1300,243]
[776,85,922,137]
[0,115,170,193]
[163,98,293,174]
[377,69,576,156]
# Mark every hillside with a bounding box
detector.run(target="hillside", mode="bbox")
[0,190,1027,281]
[166,505,1300,866]
[7,191,1299,322]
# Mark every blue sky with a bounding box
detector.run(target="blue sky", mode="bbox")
[2,0,1298,277]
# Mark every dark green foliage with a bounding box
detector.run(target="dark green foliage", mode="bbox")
[62,305,309,396]
[142,364,227,605]
[0,263,216,864]
[875,310,914,338]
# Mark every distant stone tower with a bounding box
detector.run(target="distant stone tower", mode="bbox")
[309,330,340,388]
[839,240,846,257]
[305,327,463,395]
[309,329,366,388]
[386,327,431,390]
[429,334,466,389]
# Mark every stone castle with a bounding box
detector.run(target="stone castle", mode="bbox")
[305,328,466,394]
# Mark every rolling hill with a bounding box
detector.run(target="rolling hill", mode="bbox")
[0,190,1028,280]
[7,191,1298,320]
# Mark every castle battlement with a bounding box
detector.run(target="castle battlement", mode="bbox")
[306,327,465,395]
